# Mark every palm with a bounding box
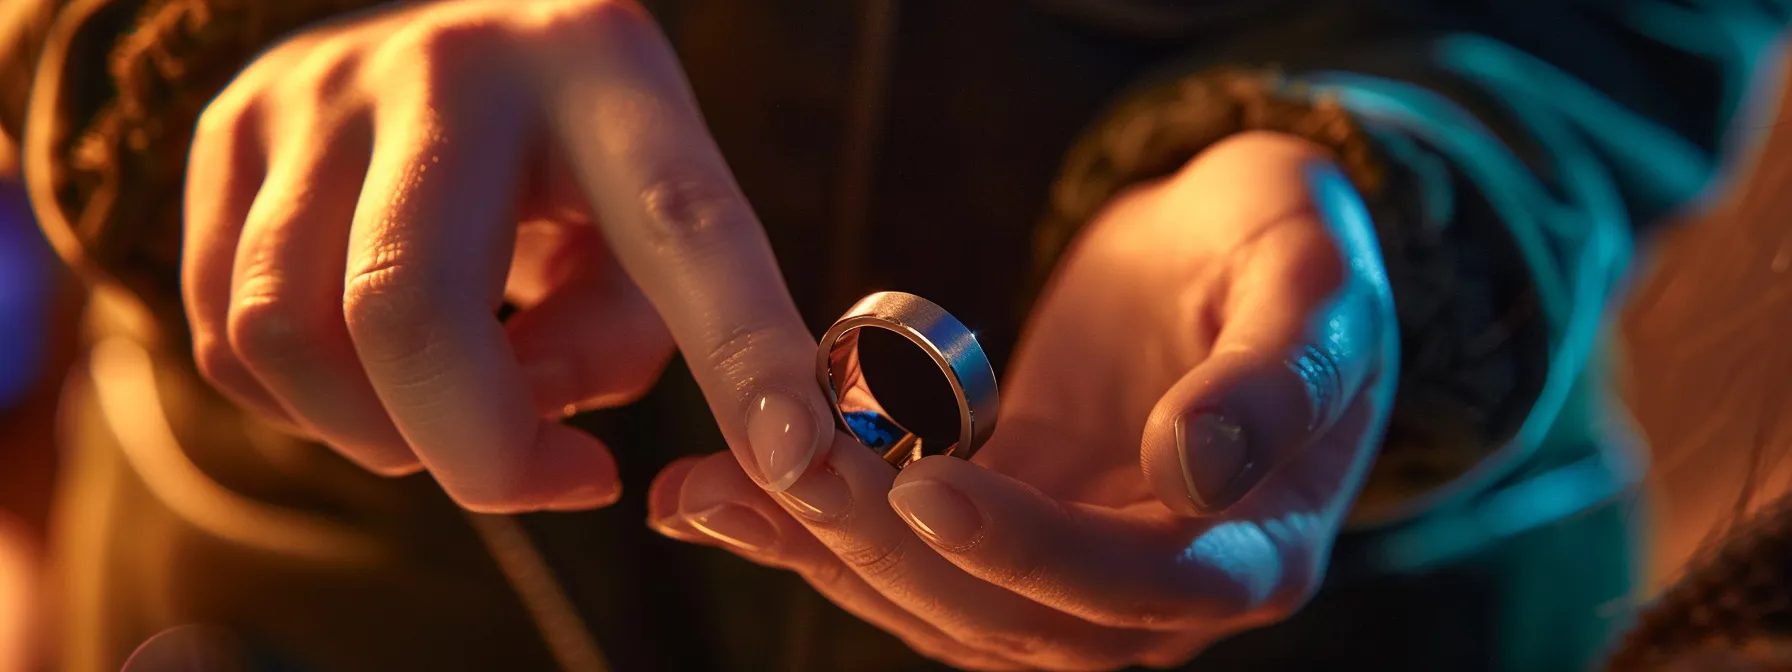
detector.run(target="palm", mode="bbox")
[653,137,1399,671]
[973,187,1234,508]
[971,144,1393,526]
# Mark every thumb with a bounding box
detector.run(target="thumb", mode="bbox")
[1141,159,1396,517]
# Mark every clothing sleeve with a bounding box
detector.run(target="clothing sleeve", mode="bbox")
[1347,0,1788,233]
[1035,0,1789,522]
[1310,1,1790,478]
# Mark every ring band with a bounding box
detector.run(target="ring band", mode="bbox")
[817,292,999,468]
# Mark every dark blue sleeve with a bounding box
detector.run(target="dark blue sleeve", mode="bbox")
[1296,0,1786,462]
[1315,0,1785,232]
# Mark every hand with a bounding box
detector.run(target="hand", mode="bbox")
[184,0,837,512]
[650,132,1400,670]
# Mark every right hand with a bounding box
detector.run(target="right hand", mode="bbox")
[183,0,837,513]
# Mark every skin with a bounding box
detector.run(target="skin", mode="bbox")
[653,134,1401,670]
[183,0,841,512]
[180,0,1400,668]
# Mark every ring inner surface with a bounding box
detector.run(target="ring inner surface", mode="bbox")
[827,327,959,466]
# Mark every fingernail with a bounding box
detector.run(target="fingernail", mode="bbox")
[688,504,778,553]
[1176,412,1254,513]
[746,392,821,492]
[888,480,985,550]
[647,515,710,544]
[545,481,621,512]
[775,465,851,523]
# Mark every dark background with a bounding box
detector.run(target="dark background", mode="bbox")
[3,32,1792,671]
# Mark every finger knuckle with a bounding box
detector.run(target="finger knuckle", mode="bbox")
[286,45,366,107]
[524,0,656,42]
[192,95,261,154]
[700,320,786,385]
[584,0,655,24]
[398,18,503,62]
[636,165,756,254]
[835,536,914,581]
[252,14,349,68]
[226,285,314,369]
[372,18,510,88]
[342,251,450,366]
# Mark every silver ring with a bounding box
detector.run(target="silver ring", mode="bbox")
[817,292,999,468]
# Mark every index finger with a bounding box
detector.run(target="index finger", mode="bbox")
[531,4,831,491]
[342,31,620,512]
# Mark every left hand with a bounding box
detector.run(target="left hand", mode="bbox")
[648,131,1400,670]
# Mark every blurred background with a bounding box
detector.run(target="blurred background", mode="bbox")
[2,43,1792,672]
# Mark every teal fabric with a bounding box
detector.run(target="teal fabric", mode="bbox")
[1309,64,1635,518]
[1310,3,1788,448]
[24,2,1790,670]
[1258,3,1788,666]
[1194,477,1641,671]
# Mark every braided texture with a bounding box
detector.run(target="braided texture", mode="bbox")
[48,0,389,340]
[45,7,1792,668]
[1607,492,1792,671]
[1034,67,1550,518]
